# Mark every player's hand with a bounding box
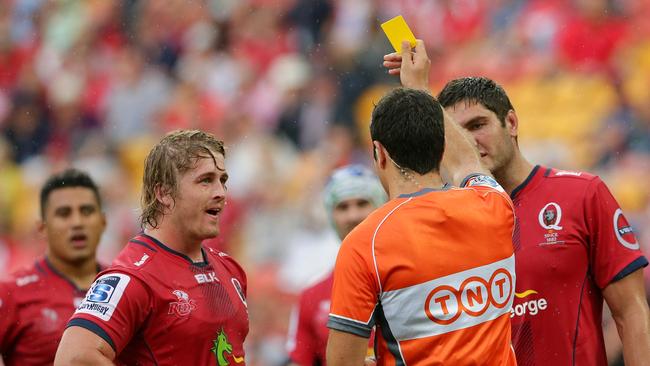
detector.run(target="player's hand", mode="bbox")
[383,39,430,90]
[364,356,377,366]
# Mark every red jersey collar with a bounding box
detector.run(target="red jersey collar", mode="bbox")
[37,256,100,292]
[135,233,210,267]
[510,165,550,200]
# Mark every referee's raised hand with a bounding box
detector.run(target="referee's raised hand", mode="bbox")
[383,39,430,91]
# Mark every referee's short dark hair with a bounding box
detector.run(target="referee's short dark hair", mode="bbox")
[370,88,445,175]
[40,169,102,219]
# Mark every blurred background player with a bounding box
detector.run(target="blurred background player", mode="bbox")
[0,169,106,365]
[55,130,249,365]
[286,164,386,366]
[327,56,517,364]
[385,41,650,366]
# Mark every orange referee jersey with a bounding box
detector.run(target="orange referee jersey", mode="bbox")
[328,174,517,366]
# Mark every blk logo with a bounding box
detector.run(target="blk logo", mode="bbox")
[195,272,218,284]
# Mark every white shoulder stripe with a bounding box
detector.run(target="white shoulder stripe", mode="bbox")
[371,198,413,293]
[328,313,370,326]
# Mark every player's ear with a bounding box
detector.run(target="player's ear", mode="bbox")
[154,184,174,210]
[37,219,46,235]
[505,110,519,138]
[373,141,388,170]
[99,211,107,232]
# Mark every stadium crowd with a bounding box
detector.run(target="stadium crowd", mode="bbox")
[0,0,649,365]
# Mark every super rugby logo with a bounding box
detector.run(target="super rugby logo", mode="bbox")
[613,209,639,250]
[76,273,130,321]
[424,268,513,325]
[538,202,563,230]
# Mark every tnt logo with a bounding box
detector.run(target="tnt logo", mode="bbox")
[424,268,513,325]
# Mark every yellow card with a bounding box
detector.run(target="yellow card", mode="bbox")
[381,15,416,53]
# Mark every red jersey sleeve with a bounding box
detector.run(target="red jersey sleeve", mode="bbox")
[67,271,151,354]
[0,281,18,355]
[287,297,317,366]
[327,228,378,338]
[585,178,648,289]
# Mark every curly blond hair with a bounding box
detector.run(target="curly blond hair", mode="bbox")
[140,130,225,229]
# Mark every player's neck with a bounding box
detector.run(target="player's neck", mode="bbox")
[45,252,99,290]
[494,151,535,195]
[386,170,445,199]
[144,225,204,262]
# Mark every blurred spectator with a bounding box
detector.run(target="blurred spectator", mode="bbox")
[104,45,171,143]
[556,0,629,73]
[285,0,333,54]
[3,90,49,163]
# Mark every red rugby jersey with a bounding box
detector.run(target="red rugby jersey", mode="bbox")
[68,234,249,365]
[287,273,333,366]
[510,166,648,366]
[0,257,94,366]
[287,272,375,366]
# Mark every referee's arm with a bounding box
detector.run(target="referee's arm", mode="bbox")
[327,329,369,366]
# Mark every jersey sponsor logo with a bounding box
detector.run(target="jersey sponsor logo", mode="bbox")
[76,273,131,321]
[379,255,515,340]
[511,289,547,318]
[231,278,247,308]
[195,272,219,284]
[554,170,582,177]
[424,268,513,325]
[16,274,39,287]
[134,253,149,266]
[613,208,639,250]
[168,290,197,316]
[465,175,505,192]
[211,328,245,366]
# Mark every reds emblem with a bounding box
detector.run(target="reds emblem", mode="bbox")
[538,202,563,230]
[613,208,639,250]
[168,290,197,317]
